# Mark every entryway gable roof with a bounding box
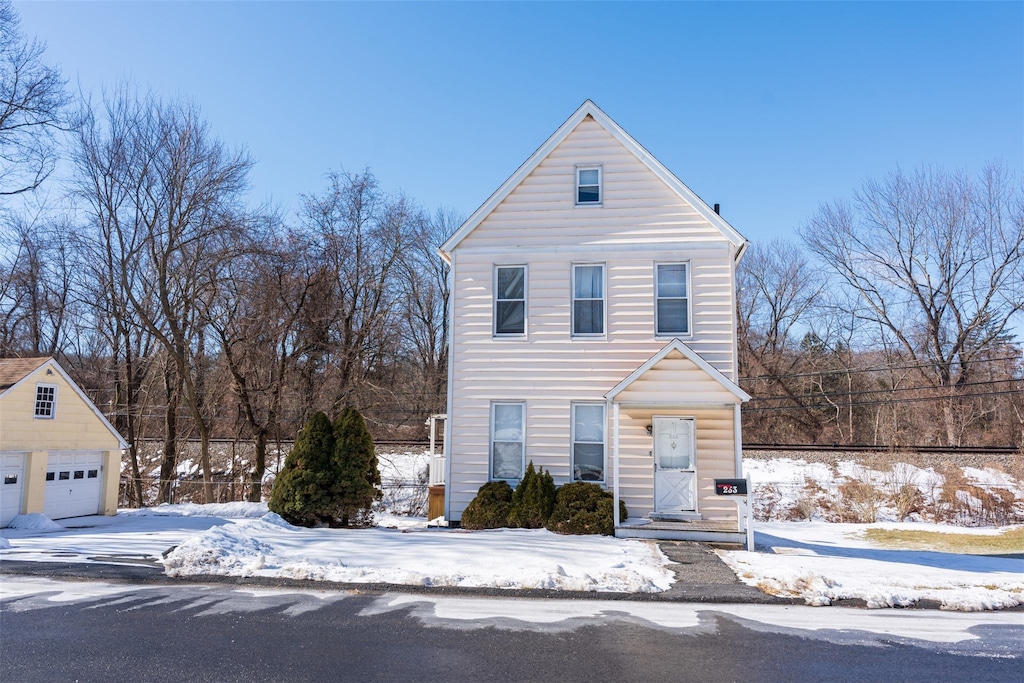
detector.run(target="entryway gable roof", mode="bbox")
[604,339,751,403]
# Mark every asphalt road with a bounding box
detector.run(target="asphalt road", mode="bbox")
[2,579,1021,683]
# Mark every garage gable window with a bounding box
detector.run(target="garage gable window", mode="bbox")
[34,384,56,419]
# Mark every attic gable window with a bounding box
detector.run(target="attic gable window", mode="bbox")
[34,384,56,419]
[576,166,602,205]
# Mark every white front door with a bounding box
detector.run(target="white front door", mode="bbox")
[653,417,696,513]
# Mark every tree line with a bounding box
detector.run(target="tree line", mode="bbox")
[1,3,1022,508]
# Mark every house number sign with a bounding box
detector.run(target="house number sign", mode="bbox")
[714,478,748,495]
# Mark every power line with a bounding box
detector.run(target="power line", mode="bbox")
[748,376,1022,403]
[743,388,1024,413]
[740,354,1022,382]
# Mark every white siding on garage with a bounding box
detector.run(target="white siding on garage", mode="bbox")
[445,116,742,523]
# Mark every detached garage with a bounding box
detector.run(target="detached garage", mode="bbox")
[0,358,126,527]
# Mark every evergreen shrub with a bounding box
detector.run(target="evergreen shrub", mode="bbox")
[268,412,339,527]
[461,480,514,529]
[508,461,556,528]
[546,482,628,536]
[331,407,382,527]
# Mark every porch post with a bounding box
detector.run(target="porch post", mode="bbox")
[733,403,743,478]
[612,401,620,529]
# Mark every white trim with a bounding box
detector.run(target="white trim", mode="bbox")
[493,264,528,338]
[654,261,692,338]
[489,400,526,481]
[1,359,128,449]
[452,240,731,257]
[571,262,606,338]
[570,401,606,483]
[443,253,457,521]
[575,164,603,206]
[734,403,744,478]
[33,383,58,419]
[612,401,620,528]
[440,100,748,256]
[604,339,752,403]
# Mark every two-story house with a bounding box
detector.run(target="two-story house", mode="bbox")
[438,101,751,541]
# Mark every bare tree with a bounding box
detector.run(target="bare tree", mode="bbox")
[0,0,70,196]
[298,170,419,413]
[801,163,1024,445]
[73,87,252,502]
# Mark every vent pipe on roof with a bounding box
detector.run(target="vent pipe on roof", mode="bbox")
[713,203,720,215]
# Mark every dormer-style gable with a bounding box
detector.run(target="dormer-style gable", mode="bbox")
[440,100,748,259]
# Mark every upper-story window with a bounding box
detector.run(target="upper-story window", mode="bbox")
[576,166,602,205]
[572,264,605,336]
[656,263,690,336]
[34,384,56,419]
[494,265,526,336]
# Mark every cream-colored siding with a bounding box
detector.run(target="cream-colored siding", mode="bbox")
[0,365,122,453]
[0,360,123,522]
[446,115,744,523]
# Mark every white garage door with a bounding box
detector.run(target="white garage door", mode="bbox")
[43,451,104,520]
[1,452,26,527]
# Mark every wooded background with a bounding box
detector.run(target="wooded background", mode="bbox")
[1,2,1021,505]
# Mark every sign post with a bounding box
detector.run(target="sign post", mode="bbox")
[714,478,754,551]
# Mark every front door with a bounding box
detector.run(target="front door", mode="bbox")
[653,417,696,513]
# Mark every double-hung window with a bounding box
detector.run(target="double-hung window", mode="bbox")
[494,266,526,336]
[490,402,525,480]
[34,384,56,419]
[571,403,605,482]
[576,166,602,205]
[572,264,605,336]
[655,263,690,336]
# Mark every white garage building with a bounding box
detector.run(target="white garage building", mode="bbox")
[0,357,125,527]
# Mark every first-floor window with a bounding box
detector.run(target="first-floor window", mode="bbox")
[491,402,525,480]
[572,403,605,482]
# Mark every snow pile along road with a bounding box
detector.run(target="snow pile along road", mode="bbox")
[161,512,674,593]
[718,522,1024,611]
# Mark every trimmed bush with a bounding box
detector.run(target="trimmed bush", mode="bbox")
[546,482,628,536]
[461,481,514,530]
[268,412,338,527]
[331,407,381,528]
[508,461,556,529]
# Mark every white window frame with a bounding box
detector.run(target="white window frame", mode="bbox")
[490,401,526,481]
[493,265,528,338]
[575,165,602,206]
[34,383,57,419]
[655,261,692,337]
[571,402,606,483]
[571,263,606,338]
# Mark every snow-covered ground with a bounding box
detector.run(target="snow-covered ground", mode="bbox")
[2,450,1022,608]
[718,522,1024,611]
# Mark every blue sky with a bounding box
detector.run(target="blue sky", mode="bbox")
[15,1,1023,243]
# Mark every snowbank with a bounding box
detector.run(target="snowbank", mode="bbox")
[120,502,269,519]
[7,514,64,531]
[161,514,674,593]
[719,522,1024,611]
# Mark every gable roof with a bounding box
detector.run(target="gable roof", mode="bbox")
[440,99,749,257]
[0,357,128,449]
[604,339,751,403]
[0,357,50,390]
